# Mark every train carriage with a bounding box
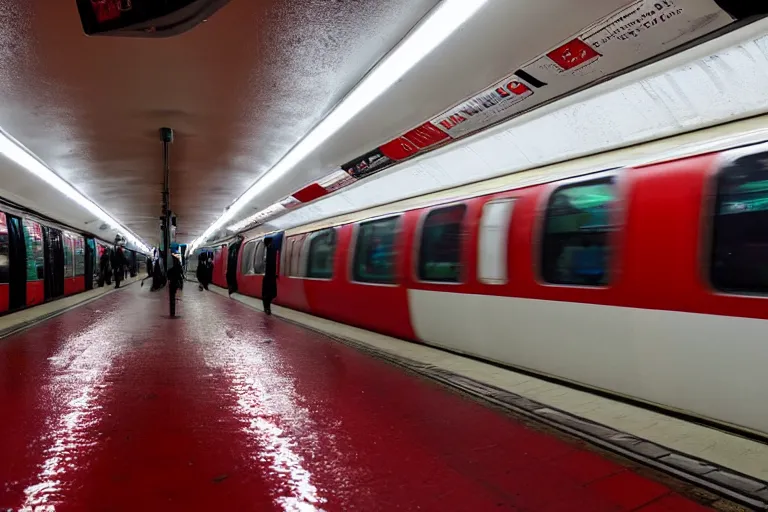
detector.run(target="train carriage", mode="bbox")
[231,116,768,437]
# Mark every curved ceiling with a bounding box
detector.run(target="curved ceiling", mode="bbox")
[0,0,636,245]
[0,0,441,244]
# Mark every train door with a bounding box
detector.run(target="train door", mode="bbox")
[226,240,241,294]
[85,238,95,290]
[43,227,65,300]
[6,215,27,310]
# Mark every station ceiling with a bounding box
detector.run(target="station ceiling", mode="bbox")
[0,0,636,245]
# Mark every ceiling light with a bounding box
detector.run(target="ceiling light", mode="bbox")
[0,128,151,254]
[227,203,287,232]
[189,0,489,252]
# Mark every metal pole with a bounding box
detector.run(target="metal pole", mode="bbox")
[162,138,170,272]
[159,127,174,316]
[160,127,173,275]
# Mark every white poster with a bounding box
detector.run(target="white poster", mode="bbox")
[430,0,733,138]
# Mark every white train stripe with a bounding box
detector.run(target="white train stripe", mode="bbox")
[407,289,768,436]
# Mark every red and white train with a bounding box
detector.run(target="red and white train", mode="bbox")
[215,116,768,437]
[0,205,143,316]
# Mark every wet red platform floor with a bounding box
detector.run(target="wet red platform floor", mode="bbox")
[0,285,713,511]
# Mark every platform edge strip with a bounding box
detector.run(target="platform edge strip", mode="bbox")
[0,279,140,341]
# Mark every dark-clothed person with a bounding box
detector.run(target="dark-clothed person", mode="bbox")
[98,250,111,287]
[196,252,211,290]
[168,253,184,317]
[111,246,128,289]
[262,238,278,315]
[151,252,166,291]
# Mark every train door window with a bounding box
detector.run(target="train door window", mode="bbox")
[478,200,514,284]
[253,240,266,275]
[541,177,617,286]
[418,205,466,283]
[63,233,75,278]
[307,229,336,279]
[711,152,768,293]
[282,239,291,275]
[280,238,291,276]
[0,213,8,284]
[74,237,85,276]
[290,235,305,277]
[353,216,400,284]
[23,220,44,281]
[241,241,256,275]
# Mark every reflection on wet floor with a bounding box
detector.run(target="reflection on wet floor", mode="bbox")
[0,285,713,511]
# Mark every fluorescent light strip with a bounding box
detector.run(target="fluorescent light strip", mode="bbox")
[0,129,151,253]
[227,203,287,232]
[189,0,488,252]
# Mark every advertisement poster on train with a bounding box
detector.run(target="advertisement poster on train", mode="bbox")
[341,148,394,180]
[318,169,357,193]
[279,196,301,210]
[429,0,732,139]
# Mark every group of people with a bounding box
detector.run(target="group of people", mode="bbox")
[141,238,277,317]
[191,238,277,316]
[98,245,129,289]
[140,249,185,317]
[196,252,213,291]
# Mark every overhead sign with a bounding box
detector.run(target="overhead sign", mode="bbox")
[430,0,733,138]
[75,0,232,37]
[341,149,394,180]
[318,169,358,193]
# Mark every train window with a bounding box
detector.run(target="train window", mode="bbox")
[74,237,85,276]
[281,238,292,276]
[0,213,8,284]
[63,234,75,278]
[418,205,466,283]
[711,152,768,294]
[289,235,306,277]
[541,177,616,286]
[478,200,515,284]
[353,216,399,284]
[241,241,256,275]
[307,229,336,279]
[253,240,266,275]
[23,220,44,281]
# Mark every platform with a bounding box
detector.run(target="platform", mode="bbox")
[0,284,751,511]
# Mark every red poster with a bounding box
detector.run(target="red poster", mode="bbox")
[546,38,600,70]
[292,183,329,203]
[403,122,450,149]
[379,137,419,161]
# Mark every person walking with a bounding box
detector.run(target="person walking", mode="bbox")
[98,248,110,287]
[168,252,184,317]
[196,252,210,291]
[111,245,127,289]
[261,238,278,315]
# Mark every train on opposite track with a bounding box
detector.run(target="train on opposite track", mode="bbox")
[0,208,143,315]
[205,114,768,438]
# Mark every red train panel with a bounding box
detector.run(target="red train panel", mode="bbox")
[26,281,44,307]
[64,276,86,297]
[0,284,8,314]
[212,245,228,289]
[229,143,768,326]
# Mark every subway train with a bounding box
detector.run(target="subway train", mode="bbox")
[0,206,142,315]
[214,116,768,437]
